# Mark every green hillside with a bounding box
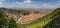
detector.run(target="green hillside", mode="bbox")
[43,8,60,28]
[17,8,60,28]
[0,12,17,28]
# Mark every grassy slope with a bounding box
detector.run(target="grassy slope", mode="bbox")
[43,8,60,28]
[17,8,60,28]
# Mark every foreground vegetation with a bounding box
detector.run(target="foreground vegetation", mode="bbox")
[43,8,60,28]
[0,12,17,28]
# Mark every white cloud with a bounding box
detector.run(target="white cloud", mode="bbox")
[0,2,2,4]
[0,0,5,2]
[39,3,58,9]
[15,1,40,8]
[15,0,39,8]
[41,3,51,8]
[56,4,60,8]
[56,4,59,5]
[24,0,31,3]
[0,2,3,7]
[1,2,60,9]
[0,0,60,9]
[43,3,48,6]
[0,0,5,7]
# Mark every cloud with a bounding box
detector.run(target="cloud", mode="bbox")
[56,4,60,8]
[15,1,60,9]
[0,2,2,4]
[0,0,5,7]
[0,0,5,1]
[40,3,51,8]
[15,1,41,8]
[2,2,59,9]
[40,3,60,9]
[0,2,2,7]
[0,0,60,9]
[43,3,48,6]
[24,0,31,3]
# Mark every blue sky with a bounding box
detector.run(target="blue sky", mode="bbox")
[0,0,60,9]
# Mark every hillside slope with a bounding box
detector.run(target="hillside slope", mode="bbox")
[17,8,60,28]
[43,8,60,28]
[0,12,17,28]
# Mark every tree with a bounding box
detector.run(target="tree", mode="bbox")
[8,18,17,28]
[0,12,17,28]
[22,10,30,15]
[0,12,8,28]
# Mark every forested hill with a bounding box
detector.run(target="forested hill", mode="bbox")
[0,12,17,28]
[43,8,60,28]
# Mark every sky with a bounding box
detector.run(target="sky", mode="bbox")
[0,0,60,9]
